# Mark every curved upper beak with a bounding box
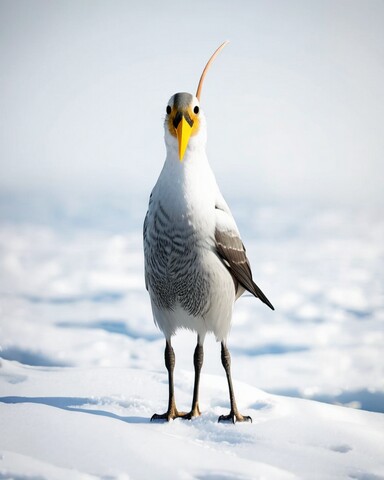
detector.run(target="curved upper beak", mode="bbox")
[175,114,193,161]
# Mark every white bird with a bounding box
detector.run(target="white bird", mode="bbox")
[144,42,274,423]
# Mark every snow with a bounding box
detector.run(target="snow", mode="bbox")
[0,204,384,478]
[1,361,384,480]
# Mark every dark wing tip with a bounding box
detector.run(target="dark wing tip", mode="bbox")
[259,293,275,311]
[267,300,275,311]
[251,280,275,311]
[215,227,275,311]
[262,297,275,310]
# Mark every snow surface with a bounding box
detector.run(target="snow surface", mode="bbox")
[1,204,384,478]
[1,360,384,479]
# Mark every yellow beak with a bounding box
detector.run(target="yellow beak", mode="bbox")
[176,115,193,161]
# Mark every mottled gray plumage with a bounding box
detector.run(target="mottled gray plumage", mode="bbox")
[144,199,211,317]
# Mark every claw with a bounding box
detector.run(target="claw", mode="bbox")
[151,409,186,422]
[218,412,252,424]
[180,406,201,420]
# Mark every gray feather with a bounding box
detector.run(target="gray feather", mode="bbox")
[215,228,274,310]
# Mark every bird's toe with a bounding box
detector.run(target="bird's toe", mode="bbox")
[151,412,169,422]
[218,412,252,424]
[180,406,201,420]
[151,409,186,422]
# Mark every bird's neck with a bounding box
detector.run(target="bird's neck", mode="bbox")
[164,141,209,175]
[156,144,216,221]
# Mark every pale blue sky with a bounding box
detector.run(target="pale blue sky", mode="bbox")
[1,0,383,207]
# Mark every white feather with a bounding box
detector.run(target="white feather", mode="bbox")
[144,94,241,341]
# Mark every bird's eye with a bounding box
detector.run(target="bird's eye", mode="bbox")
[194,106,199,114]
[166,105,172,115]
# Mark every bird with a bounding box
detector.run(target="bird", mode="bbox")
[143,41,274,423]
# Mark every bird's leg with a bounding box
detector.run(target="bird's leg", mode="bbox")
[218,341,252,423]
[151,340,185,421]
[182,336,204,419]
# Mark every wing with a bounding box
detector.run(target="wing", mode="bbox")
[214,204,274,311]
[143,192,153,292]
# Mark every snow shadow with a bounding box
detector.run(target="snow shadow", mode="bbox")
[312,390,384,414]
[0,396,148,424]
[195,472,253,480]
[0,348,70,367]
[232,343,308,356]
[24,292,125,304]
[0,474,44,480]
[272,388,384,414]
[56,319,161,341]
[349,473,384,480]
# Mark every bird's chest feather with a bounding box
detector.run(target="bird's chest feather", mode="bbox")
[144,164,216,316]
[146,195,212,277]
[148,159,215,255]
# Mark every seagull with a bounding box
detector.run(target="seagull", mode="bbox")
[144,41,274,423]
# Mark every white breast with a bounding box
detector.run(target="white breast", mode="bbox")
[144,148,236,341]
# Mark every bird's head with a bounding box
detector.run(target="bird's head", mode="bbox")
[164,41,229,162]
[164,92,204,161]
